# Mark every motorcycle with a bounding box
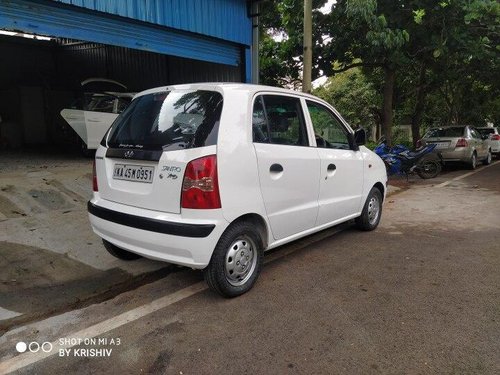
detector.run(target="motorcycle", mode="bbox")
[374,139,442,179]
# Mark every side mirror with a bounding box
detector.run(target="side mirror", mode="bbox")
[354,128,366,146]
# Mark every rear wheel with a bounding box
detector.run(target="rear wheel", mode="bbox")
[204,222,263,298]
[483,149,492,165]
[416,160,441,179]
[102,239,142,260]
[356,187,383,231]
[468,152,477,170]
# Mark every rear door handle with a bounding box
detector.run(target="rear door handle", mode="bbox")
[327,163,336,172]
[270,163,283,173]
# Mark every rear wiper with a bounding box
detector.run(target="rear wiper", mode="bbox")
[162,141,190,150]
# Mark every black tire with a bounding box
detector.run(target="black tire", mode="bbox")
[416,160,442,179]
[102,239,142,260]
[483,149,492,165]
[355,187,383,231]
[204,221,263,298]
[468,152,477,170]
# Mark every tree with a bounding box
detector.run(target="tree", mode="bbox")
[402,0,500,142]
[321,0,499,145]
[313,68,381,134]
[258,0,499,145]
[259,0,328,87]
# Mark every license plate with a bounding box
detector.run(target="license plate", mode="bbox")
[113,164,154,183]
[433,142,450,149]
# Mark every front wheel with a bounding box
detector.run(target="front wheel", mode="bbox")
[416,160,442,179]
[355,187,383,231]
[483,149,492,165]
[468,152,477,170]
[204,222,263,298]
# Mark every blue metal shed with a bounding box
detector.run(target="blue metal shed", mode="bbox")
[0,0,253,81]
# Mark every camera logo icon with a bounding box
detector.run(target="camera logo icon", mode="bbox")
[16,341,53,353]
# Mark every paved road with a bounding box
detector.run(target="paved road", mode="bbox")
[1,162,499,374]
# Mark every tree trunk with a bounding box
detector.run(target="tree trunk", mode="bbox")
[411,65,427,147]
[382,67,395,146]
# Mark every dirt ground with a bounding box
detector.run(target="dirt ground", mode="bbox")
[0,150,166,329]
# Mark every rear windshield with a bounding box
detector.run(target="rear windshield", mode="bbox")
[476,128,495,136]
[424,127,465,138]
[107,90,223,151]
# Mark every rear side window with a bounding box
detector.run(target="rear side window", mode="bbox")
[107,90,223,151]
[424,127,465,138]
[252,95,309,146]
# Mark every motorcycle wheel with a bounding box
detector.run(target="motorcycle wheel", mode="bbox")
[416,160,441,179]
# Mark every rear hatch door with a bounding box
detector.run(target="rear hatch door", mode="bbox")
[96,88,223,214]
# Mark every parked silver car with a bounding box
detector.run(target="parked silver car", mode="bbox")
[420,125,491,169]
[476,127,500,157]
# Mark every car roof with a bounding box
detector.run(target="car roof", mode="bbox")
[134,82,321,101]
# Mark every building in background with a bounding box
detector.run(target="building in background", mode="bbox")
[0,0,254,149]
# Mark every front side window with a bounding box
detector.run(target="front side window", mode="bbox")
[107,90,223,151]
[252,95,308,146]
[306,101,350,149]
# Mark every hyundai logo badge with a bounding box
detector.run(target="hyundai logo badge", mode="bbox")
[124,150,134,158]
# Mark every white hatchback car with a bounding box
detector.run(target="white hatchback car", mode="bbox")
[88,83,387,297]
[476,127,500,156]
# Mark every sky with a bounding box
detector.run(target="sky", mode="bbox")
[319,0,336,14]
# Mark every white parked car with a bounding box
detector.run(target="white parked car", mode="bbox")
[60,79,134,154]
[88,83,387,297]
[476,127,500,157]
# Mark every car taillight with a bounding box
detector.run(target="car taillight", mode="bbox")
[181,155,221,209]
[491,134,500,140]
[456,138,468,147]
[416,139,422,148]
[92,160,98,192]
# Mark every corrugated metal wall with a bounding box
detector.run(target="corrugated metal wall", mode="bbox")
[52,0,252,46]
[0,0,243,66]
[55,41,242,91]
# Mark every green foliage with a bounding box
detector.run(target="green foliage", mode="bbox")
[364,140,379,150]
[413,9,426,24]
[259,0,499,140]
[258,0,328,87]
[313,68,380,130]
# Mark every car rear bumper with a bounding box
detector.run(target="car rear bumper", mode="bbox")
[88,202,215,237]
[488,141,500,153]
[88,198,228,268]
[438,148,472,162]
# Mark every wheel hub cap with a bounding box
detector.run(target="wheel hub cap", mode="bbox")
[367,196,380,225]
[225,238,257,286]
